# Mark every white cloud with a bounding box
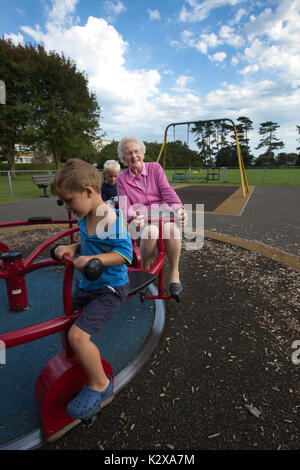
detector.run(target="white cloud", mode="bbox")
[242,12,300,82]
[179,0,243,23]
[230,7,246,25]
[231,55,239,66]
[46,0,79,29]
[21,5,161,136]
[194,41,208,54]
[292,80,300,89]
[46,16,160,104]
[104,1,126,16]
[171,75,195,92]
[18,1,203,138]
[163,69,174,75]
[176,75,193,87]
[21,25,44,42]
[147,9,161,21]
[245,0,300,43]
[217,0,298,98]
[204,80,300,153]
[172,29,222,55]
[201,32,221,48]
[209,51,226,62]
[219,25,244,48]
[239,63,259,75]
[171,23,244,59]
[4,32,24,45]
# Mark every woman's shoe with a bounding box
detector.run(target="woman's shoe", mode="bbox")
[169,282,183,297]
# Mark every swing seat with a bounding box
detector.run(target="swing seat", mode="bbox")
[172,171,187,182]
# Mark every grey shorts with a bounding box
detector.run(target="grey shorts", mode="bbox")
[72,282,130,337]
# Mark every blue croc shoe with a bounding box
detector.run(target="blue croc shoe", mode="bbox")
[67,377,113,420]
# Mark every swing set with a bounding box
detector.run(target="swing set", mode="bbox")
[156,118,250,198]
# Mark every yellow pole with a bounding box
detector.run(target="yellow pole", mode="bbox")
[233,124,249,197]
[156,129,168,168]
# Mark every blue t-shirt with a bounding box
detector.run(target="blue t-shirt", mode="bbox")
[78,208,132,292]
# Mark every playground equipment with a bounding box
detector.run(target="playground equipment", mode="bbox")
[172,167,221,183]
[156,119,250,198]
[0,209,179,444]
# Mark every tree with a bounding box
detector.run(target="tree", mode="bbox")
[215,146,237,167]
[31,45,100,167]
[164,140,203,167]
[255,152,276,166]
[0,40,34,174]
[192,119,253,166]
[192,121,220,165]
[276,152,298,166]
[215,144,254,167]
[236,116,253,160]
[256,121,284,161]
[0,39,101,171]
[97,140,119,168]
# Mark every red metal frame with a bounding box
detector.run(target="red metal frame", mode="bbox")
[0,241,9,255]
[131,217,175,301]
[0,215,175,441]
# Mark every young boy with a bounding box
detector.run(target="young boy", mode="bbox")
[51,159,132,419]
[101,160,120,202]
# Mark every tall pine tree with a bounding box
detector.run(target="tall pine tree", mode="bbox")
[256,121,284,162]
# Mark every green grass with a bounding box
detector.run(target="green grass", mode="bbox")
[0,176,45,202]
[0,167,299,203]
[227,168,300,185]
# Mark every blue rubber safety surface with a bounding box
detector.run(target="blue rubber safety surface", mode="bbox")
[0,266,155,446]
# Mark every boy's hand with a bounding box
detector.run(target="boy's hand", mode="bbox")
[74,255,91,272]
[53,244,78,260]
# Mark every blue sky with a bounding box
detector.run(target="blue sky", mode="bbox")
[1,0,300,156]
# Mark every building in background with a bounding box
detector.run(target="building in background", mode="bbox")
[93,138,112,152]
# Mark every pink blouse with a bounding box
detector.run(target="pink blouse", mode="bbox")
[116,162,183,222]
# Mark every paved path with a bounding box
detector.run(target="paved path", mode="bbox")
[203,185,300,256]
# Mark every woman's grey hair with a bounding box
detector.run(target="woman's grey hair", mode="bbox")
[103,159,121,173]
[117,136,146,164]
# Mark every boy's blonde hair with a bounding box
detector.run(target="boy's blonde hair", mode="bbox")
[51,159,101,197]
[103,160,121,174]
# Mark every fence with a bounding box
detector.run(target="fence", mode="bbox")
[166,166,300,186]
[0,167,300,201]
[0,169,57,200]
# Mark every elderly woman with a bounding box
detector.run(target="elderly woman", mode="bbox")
[116,136,186,297]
